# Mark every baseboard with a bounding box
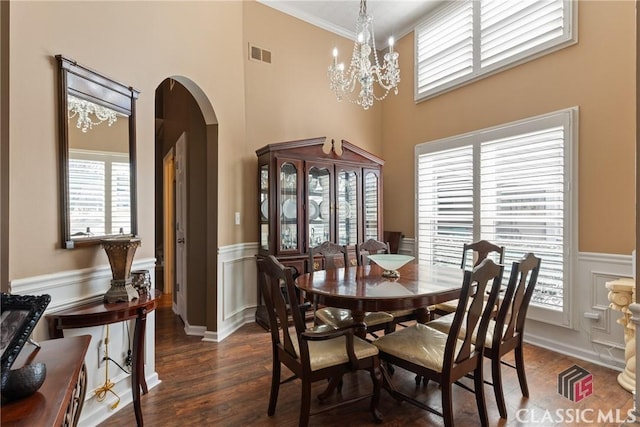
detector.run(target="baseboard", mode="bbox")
[524,330,625,371]
[78,371,161,426]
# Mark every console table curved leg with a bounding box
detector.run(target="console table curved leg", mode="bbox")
[132,307,149,426]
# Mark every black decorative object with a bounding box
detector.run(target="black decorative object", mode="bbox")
[1,362,47,401]
[1,293,51,400]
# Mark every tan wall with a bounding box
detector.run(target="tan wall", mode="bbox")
[8,1,246,279]
[7,0,381,282]
[68,116,129,153]
[7,0,636,284]
[242,2,383,242]
[381,0,636,254]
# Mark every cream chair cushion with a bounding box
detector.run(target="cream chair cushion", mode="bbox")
[316,307,394,329]
[388,309,415,317]
[373,323,471,373]
[433,300,459,314]
[290,330,379,371]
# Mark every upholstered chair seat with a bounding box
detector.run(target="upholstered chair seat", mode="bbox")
[373,323,472,372]
[289,329,380,371]
[315,307,394,330]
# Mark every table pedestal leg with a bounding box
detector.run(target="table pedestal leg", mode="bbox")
[351,311,367,339]
[415,307,430,324]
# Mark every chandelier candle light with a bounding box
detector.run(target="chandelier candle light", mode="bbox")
[328,0,400,110]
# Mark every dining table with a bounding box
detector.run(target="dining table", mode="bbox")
[295,262,465,338]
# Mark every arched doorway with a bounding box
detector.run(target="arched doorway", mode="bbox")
[154,77,218,334]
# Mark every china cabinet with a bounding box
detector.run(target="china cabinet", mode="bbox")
[255,137,384,329]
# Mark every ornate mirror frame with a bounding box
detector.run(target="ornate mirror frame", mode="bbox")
[56,55,140,249]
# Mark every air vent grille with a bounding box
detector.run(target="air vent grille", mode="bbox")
[249,43,272,64]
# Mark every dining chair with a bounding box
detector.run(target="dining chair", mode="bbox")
[355,238,390,266]
[432,240,505,316]
[373,258,504,427]
[426,252,541,419]
[310,241,394,337]
[356,238,416,333]
[257,255,383,426]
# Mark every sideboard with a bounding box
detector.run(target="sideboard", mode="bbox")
[1,335,91,426]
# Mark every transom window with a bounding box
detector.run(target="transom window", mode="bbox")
[415,108,577,326]
[415,0,576,101]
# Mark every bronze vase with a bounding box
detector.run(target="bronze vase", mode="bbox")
[102,238,141,303]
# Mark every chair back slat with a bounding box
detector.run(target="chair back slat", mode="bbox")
[460,240,505,270]
[446,258,503,366]
[258,255,305,360]
[496,253,541,344]
[356,239,390,266]
[309,241,349,271]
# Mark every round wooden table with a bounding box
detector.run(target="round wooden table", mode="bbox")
[295,263,464,336]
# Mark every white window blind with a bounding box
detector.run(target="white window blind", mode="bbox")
[416,0,473,96]
[480,128,565,309]
[416,108,576,321]
[68,149,130,236]
[69,158,106,235]
[415,0,575,101]
[417,145,474,268]
[111,161,131,234]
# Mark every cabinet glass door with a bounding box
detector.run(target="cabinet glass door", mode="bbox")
[364,170,379,240]
[259,164,269,250]
[279,162,298,251]
[307,166,331,248]
[337,170,358,245]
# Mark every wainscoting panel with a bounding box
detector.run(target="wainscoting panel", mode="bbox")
[524,252,631,370]
[208,243,259,342]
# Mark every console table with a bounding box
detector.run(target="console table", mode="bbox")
[46,290,161,427]
[1,335,91,426]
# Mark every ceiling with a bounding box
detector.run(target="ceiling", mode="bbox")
[258,0,443,48]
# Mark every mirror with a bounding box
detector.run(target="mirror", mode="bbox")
[56,55,140,249]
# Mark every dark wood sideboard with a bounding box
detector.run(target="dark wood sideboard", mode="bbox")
[1,335,91,426]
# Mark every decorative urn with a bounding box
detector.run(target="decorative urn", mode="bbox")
[102,238,141,303]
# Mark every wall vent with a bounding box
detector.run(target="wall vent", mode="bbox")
[249,43,271,64]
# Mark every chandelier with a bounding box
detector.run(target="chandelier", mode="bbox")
[327,0,400,110]
[67,95,118,133]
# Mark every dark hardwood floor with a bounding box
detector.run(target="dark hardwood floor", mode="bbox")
[99,295,633,426]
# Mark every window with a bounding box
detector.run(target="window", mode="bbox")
[68,149,130,236]
[415,108,577,326]
[415,0,576,101]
